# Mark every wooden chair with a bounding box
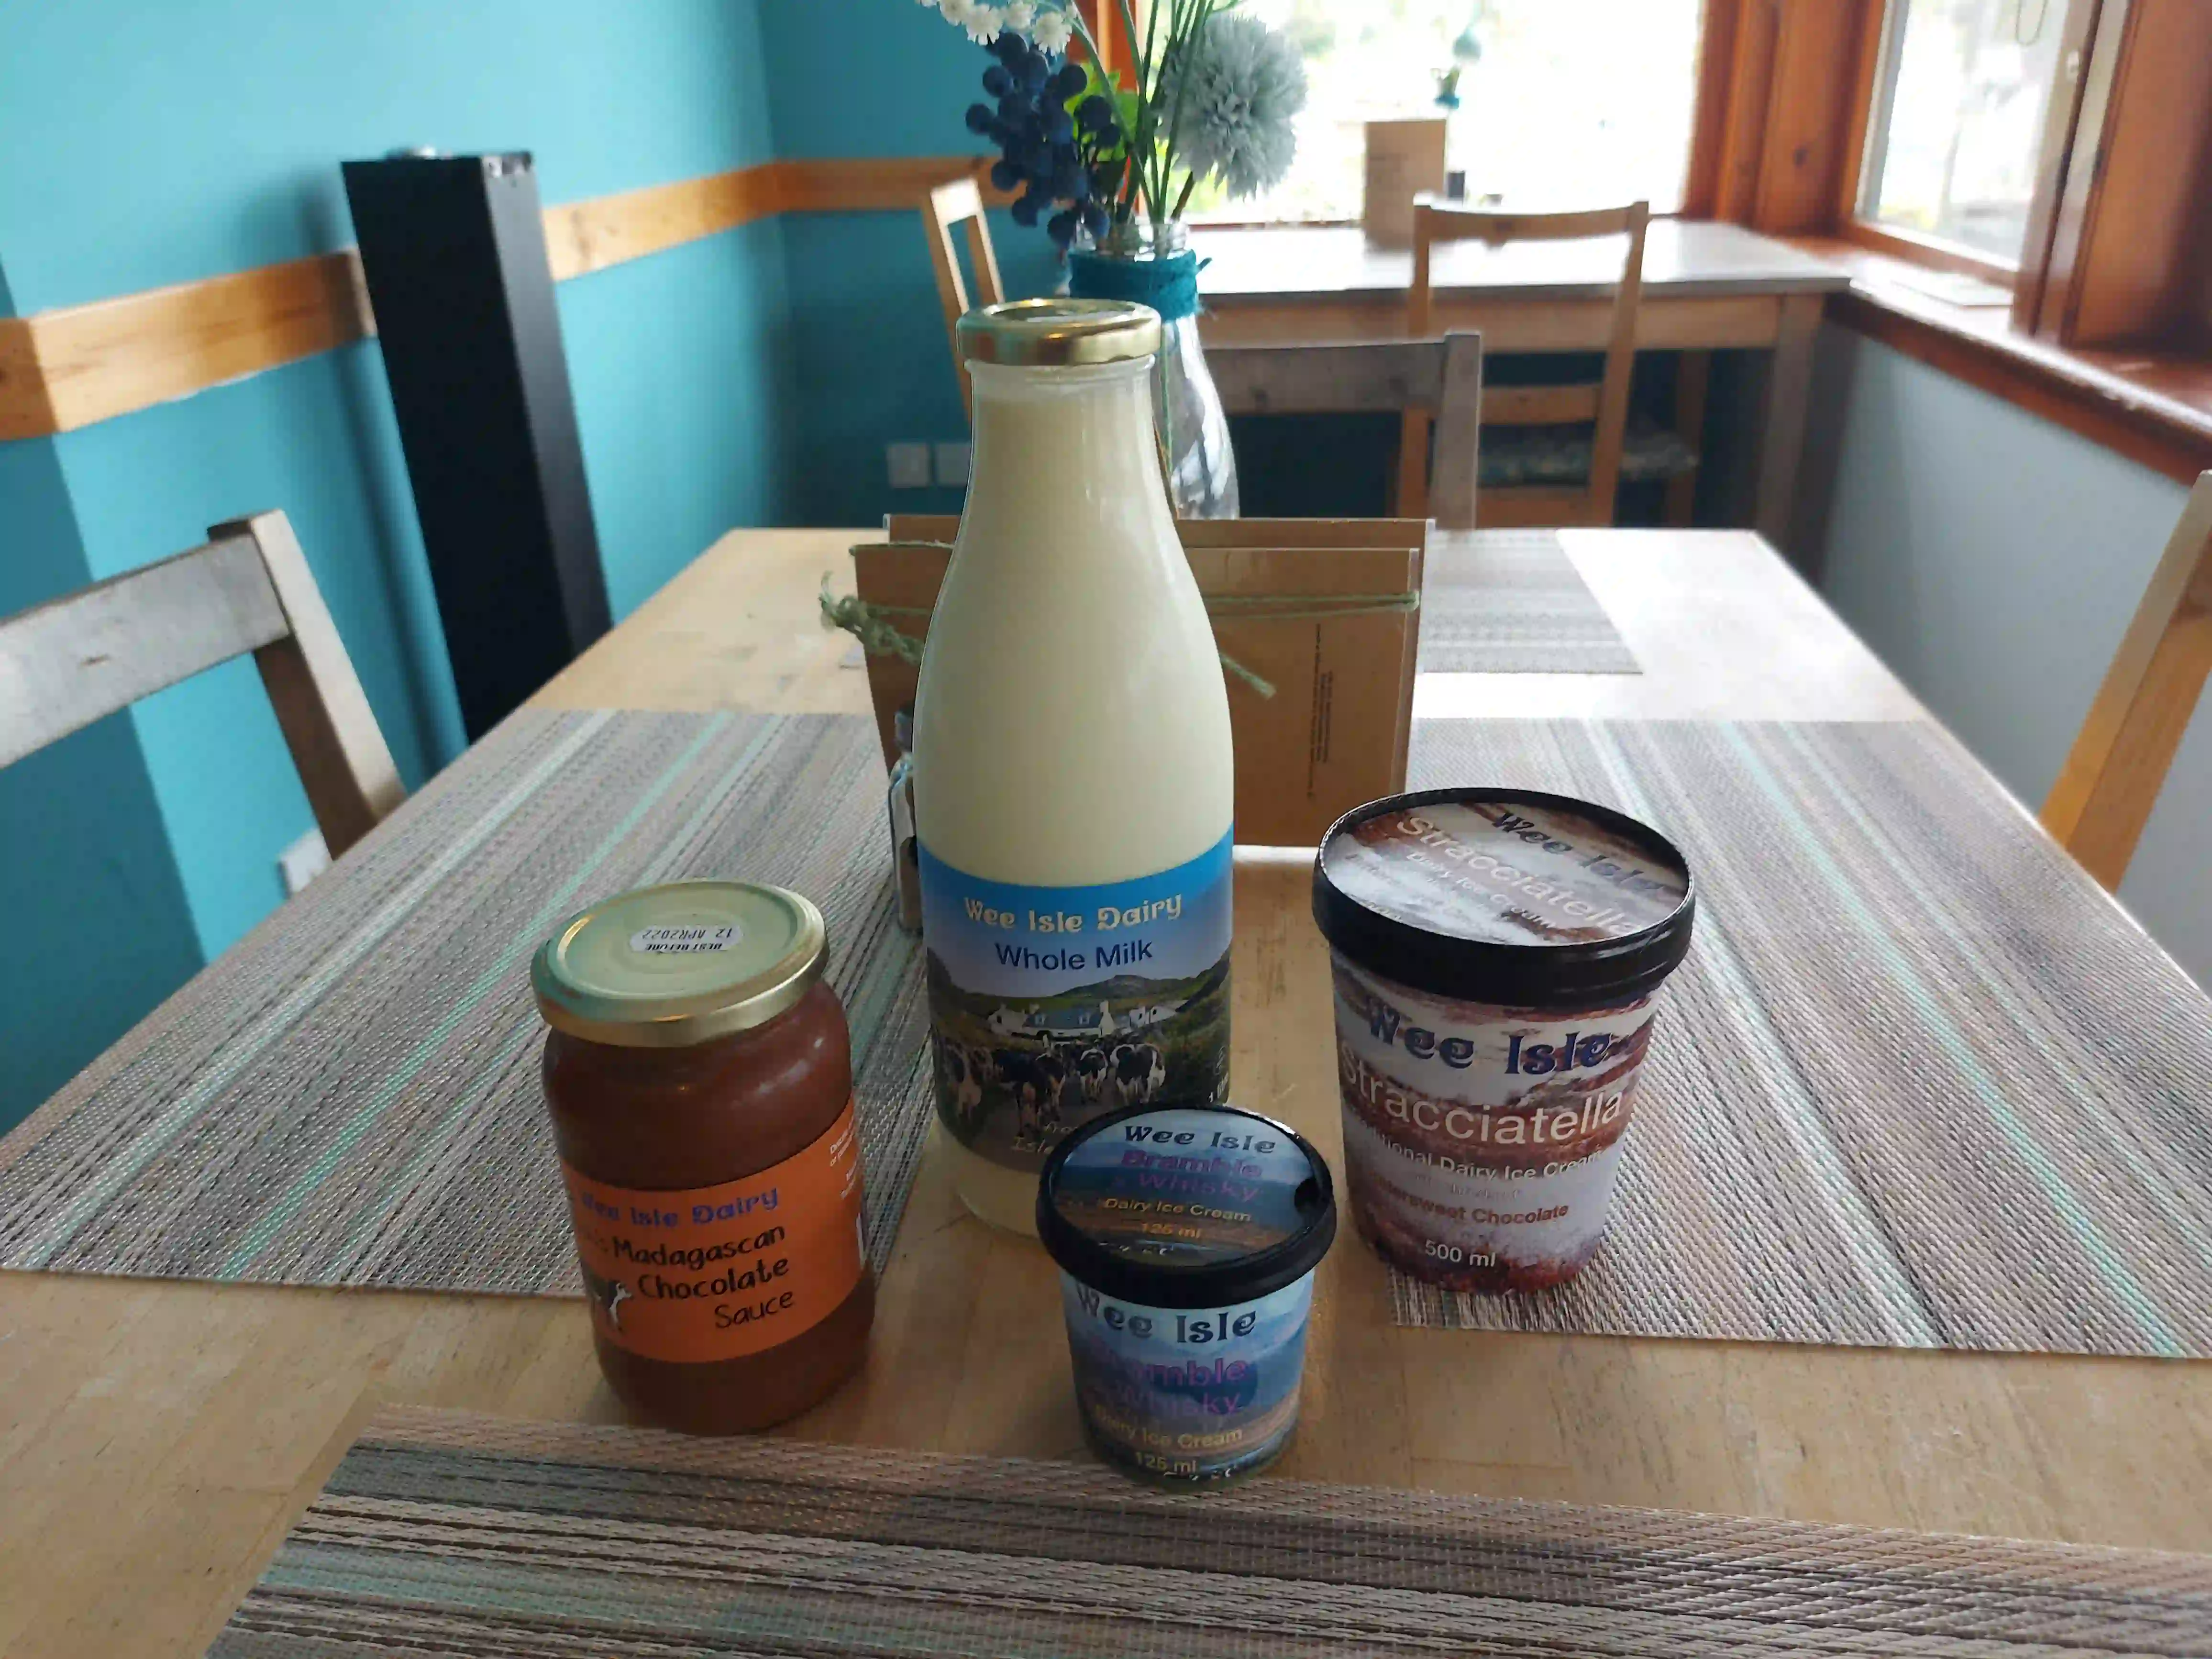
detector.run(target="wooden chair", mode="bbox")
[922,177,1006,422]
[1411,198,1694,529]
[0,510,404,858]
[2041,472,2212,890]
[1206,333,1484,529]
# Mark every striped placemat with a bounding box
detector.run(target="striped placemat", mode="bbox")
[1391,719,2212,1357]
[207,1406,2212,1657]
[0,711,931,1293]
[1417,529,1639,675]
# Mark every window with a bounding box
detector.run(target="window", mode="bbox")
[1183,0,1707,224]
[1856,0,2068,266]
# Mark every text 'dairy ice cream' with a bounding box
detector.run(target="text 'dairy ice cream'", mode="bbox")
[1312,789,1694,1293]
[1037,1104,1335,1486]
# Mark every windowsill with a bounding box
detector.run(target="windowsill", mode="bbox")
[1789,236,2212,484]
[1834,220,2020,288]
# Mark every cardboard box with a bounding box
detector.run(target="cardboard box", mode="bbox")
[851,516,1427,848]
[1363,119,1448,247]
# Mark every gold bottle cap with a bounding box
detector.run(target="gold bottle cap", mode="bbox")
[958,297,1163,367]
[532,880,827,1048]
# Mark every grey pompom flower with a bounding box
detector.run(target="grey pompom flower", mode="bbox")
[1160,12,1308,199]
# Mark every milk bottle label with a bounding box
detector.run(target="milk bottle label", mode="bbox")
[919,831,1233,1171]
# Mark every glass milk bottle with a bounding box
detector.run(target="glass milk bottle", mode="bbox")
[913,299,1235,1234]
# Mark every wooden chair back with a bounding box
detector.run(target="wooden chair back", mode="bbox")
[0,510,404,858]
[2041,472,2212,889]
[1206,333,1484,529]
[923,177,1007,422]
[1411,199,1649,528]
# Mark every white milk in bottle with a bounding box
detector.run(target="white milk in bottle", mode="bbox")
[913,299,1235,1234]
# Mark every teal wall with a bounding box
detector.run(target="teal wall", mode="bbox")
[1803,328,2211,988]
[760,0,1056,525]
[0,262,209,1118]
[0,0,795,1128]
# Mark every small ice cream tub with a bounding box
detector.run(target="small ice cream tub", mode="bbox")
[1037,1104,1336,1488]
[1313,789,1694,1294]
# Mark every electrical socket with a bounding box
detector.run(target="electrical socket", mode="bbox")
[279,827,330,897]
[886,442,932,489]
[933,441,972,486]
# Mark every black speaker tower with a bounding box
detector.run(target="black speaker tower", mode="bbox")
[343,152,610,740]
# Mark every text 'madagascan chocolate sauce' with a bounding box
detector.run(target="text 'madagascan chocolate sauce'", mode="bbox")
[1313,789,1693,1294]
[533,881,873,1434]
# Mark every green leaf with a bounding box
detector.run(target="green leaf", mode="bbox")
[1068,58,1131,163]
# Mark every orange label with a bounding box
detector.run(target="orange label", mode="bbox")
[561,1099,865,1363]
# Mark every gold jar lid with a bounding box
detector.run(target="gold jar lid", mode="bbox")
[958,297,1162,367]
[532,880,827,1048]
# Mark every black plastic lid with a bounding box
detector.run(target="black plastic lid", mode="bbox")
[1312,787,1696,1009]
[1036,1105,1336,1310]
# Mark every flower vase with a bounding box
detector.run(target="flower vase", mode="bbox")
[1066,220,1240,519]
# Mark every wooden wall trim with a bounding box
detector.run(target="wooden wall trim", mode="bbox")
[784,155,989,212]
[0,318,58,442]
[1,253,376,441]
[0,155,987,442]
[544,163,792,282]
[14,141,2208,491]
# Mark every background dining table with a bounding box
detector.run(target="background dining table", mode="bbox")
[1,524,2207,1659]
[1191,223,1851,541]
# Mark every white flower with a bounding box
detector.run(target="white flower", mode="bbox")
[936,0,1004,42]
[1029,8,1073,52]
[1004,0,1036,28]
[1158,12,1307,198]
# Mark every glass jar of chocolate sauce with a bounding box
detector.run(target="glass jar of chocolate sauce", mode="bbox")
[533,881,873,1434]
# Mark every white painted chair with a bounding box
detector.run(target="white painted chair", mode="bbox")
[0,510,404,858]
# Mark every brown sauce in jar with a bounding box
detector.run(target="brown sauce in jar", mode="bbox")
[533,882,874,1434]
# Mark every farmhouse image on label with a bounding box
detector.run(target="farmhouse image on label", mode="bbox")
[987,998,1186,1039]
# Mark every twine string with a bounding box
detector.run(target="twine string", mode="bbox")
[820,573,1419,701]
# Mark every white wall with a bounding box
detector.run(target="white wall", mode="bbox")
[1800,325,2212,988]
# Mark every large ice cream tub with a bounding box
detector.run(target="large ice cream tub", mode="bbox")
[1312,789,1695,1293]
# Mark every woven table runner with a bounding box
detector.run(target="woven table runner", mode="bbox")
[1389,719,2212,1357]
[1417,529,1640,675]
[207,1405,2212,1657]
[0,710,931,1294]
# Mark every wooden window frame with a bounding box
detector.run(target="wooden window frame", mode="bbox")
[1825,0,2091,292]
[1076,1,1138,77]
[1695,0,2212,349]
[1686,0,2212,482]
[1096,0,2209,366]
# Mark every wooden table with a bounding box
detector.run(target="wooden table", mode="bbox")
[3,527,2205,1659]
[1192,222,1851,543]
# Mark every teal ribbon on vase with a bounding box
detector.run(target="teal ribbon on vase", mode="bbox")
[1066,248,1203,322]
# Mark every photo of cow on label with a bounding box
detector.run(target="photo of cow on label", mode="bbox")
[919,835,1234,1172]
[580,1261,633,1330]
[926,952,1230,1168]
